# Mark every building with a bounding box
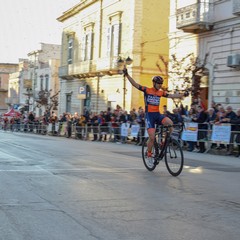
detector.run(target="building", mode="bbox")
[8,43,61,116]
[57,0,170,114]
[0,63,18,115]
[169,0,240,110]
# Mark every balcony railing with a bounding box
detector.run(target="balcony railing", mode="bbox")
[96,56,119,72]
[68,60,97,76]
[233,0,240,15]
[59,57,119,79]
[176,2,214,33]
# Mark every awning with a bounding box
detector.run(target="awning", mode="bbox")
[3,108,21,117]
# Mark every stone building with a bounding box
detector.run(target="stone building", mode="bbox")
[57,0,170,114]
[8,43,61,116]
[169,0,240,110]
[0,63,18,115]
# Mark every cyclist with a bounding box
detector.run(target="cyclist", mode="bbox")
[123,66,188,158]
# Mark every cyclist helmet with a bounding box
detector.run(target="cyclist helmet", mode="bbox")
[152,76,163,84]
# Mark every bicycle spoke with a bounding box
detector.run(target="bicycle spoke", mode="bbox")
[165,139,184,176]
[142,137,157,171]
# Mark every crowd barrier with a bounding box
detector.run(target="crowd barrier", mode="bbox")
[1,121,240,152]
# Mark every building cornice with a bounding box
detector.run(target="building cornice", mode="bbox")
[57,0,98,22]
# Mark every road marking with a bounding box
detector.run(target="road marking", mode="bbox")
[0,167,145,172]
[0,151,26,162]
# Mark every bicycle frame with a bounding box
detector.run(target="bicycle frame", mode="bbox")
[142,123,184,176]
[154,125,171,162]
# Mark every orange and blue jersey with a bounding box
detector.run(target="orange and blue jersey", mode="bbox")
[138,86,168,113]
[138,85,169,129]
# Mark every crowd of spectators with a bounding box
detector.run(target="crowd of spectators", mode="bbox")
[167,99,240,157]
[1,99,240,157]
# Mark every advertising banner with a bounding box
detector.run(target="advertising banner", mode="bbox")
[211,125,231,143]
[181,122,198,142]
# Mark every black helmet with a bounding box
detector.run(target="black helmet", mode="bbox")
[152,76,163,84]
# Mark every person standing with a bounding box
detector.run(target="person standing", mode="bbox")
[66,114,72,138]
[192,105,208,153]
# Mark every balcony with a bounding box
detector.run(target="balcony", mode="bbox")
[59,60,98,79]
[68,60,97,77]
[176,2,214,33]
[96,57,119,73]
[59,57,119,79]
[233,0,240,15]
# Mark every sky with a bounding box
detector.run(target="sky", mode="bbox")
[0,0,79,63]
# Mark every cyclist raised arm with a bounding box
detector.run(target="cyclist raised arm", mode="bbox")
[123,66,188,158]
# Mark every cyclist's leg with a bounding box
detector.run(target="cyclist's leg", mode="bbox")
[161,116,173,133]
[156,115,173,146]
[147,128,156,153]
[145,113,156,156]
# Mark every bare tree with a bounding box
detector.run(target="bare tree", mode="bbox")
[156,53,209,104]
[35,89,60,113]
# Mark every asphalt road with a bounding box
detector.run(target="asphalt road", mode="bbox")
[0,131,240,240]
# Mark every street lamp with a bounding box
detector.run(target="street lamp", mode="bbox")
[117,56,133,109]
[24,88,33,113]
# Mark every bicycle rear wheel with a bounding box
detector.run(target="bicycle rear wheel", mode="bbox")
[165,138,184,176]
[142,137,157,171]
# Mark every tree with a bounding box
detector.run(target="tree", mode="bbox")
[35,89,60,113]
[156,53,209,105]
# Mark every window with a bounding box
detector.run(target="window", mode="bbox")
[111,24,121,57]
[107,24,121,57]
[45,75,49,91]
[81,24,94,61]
[84,32,94,60]
[107,12,122,57]
[68,37,74,64]
[66,94,72,113]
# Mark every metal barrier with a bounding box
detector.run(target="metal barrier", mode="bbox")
[1,121,240,154]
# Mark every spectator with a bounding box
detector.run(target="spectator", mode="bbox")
[170,108,183,124]
[192,105,208,153]
[110,114,120,142]
[214,105,226,150]
[66,114,72,138]
[230,108,240,157]
[90,112,99,141]
[136,108,145,145]
[183,107,197,152]
[28,111,35,132]
[119,111,128,143]
[221,105,237,155]
[98,111,108,141]
[179,104,187,117]
[206,107,217,149]
[163,105,172,118]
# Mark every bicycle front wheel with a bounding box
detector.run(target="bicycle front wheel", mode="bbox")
[165,138,184,176]
[142,137,157,171]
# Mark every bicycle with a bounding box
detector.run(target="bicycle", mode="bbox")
[142,123,184,176]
